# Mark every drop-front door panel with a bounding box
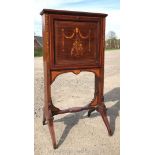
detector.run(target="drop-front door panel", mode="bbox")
[49,15,102,69]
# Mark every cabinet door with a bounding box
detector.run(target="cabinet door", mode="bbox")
[50,15,102,69]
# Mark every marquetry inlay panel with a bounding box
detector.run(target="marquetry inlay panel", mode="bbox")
[53,20,100,67]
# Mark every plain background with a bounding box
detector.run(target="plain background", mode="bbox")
[0,0,155,155]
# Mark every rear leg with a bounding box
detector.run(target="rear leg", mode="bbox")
[97,104,112,136]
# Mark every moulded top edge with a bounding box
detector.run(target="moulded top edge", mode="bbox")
[40,9,108,17]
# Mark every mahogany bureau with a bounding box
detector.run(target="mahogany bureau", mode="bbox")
[40,9,112,149]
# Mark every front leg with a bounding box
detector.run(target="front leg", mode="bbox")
[47,117,57,149]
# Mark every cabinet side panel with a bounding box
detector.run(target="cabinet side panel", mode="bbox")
[42,14,51,118]
[99,17,106,66]
[102,17,106,97]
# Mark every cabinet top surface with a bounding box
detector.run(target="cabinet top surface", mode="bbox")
[40,9,108,17]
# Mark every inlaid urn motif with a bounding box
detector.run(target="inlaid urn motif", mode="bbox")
[62,27,90,57]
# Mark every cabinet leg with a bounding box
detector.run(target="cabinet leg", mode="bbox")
[47,117,57,149]
[97,104,112,136]
[88,108,96,117]
[42,107,46,125]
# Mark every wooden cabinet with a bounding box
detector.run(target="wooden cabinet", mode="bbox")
[40,9,112,149]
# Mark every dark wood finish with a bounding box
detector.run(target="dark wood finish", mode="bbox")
[40,9,111,149]
[54,19,99,67]
[40,9,108,17]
